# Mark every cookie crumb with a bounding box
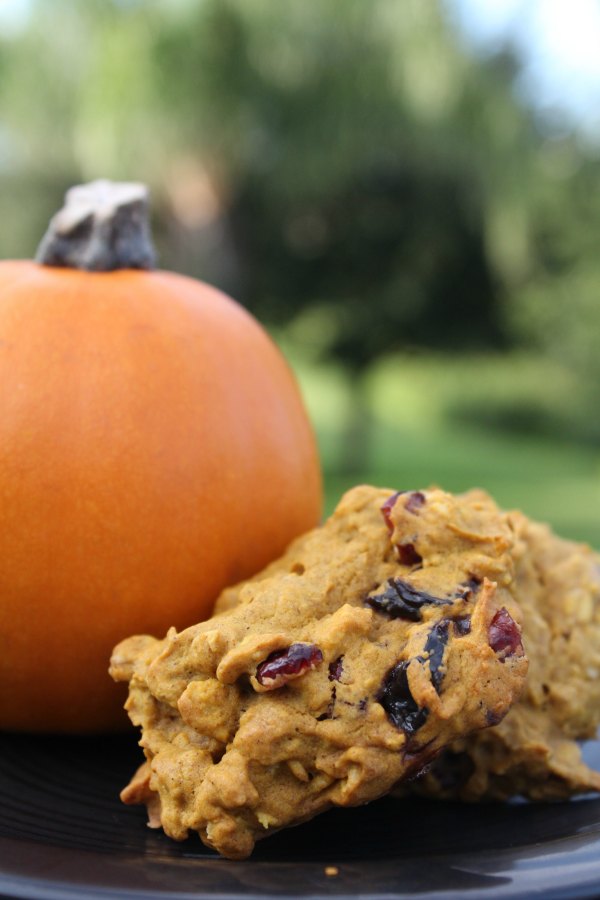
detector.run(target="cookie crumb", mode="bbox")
[325,866,339,877]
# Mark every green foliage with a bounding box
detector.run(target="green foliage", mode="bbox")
[366,351,589,440]
[147,0,519,364]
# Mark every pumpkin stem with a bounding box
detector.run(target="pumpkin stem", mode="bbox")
[36,179,156,271]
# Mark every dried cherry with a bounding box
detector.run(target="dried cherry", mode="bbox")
[328,657,344,682]
[455,576,481,599]
[423,619,450,693]
[317,685,337,721]
[486,708,505,726]
[453,615,472,636]
[367,578,452,622]
[376,660,428,735]
[377,619,450,733]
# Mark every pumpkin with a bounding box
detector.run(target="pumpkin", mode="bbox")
[0,180,322,733]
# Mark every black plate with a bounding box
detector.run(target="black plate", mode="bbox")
[2,732,600,900]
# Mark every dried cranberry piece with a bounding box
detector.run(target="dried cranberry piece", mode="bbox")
[488,608,523,661]
[453,615,472,636]
[380,492,402,533]
[328,657,344,682]
[423,619,450,693]
[397,543,423,566]
[380,490,426,530]
[377,661,428,734]
[367,578,453,622]
[256,643,323,688]
[405,491,426,514]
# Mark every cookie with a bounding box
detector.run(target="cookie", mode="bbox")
[111,486,527,859]
[410,498,600,801]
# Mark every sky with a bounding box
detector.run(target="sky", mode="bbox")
[2,0,600,137]
[448,0,600,138]
[0,0,29,36]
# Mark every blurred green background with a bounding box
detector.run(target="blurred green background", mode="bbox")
[2,0,600,544]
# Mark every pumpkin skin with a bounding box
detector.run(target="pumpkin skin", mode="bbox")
[0,261,322,733]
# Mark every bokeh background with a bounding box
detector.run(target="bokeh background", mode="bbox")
[2,0,600,543]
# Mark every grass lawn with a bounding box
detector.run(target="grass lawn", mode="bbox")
[320,421,600,548]
[288,349,600,548]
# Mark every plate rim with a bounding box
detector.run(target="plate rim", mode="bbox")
[3,821,600,900]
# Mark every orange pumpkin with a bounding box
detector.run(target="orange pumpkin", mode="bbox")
[0,181,322,733]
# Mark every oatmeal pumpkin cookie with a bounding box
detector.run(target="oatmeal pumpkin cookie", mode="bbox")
[411,498,600,801]
[111,486,527,859]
